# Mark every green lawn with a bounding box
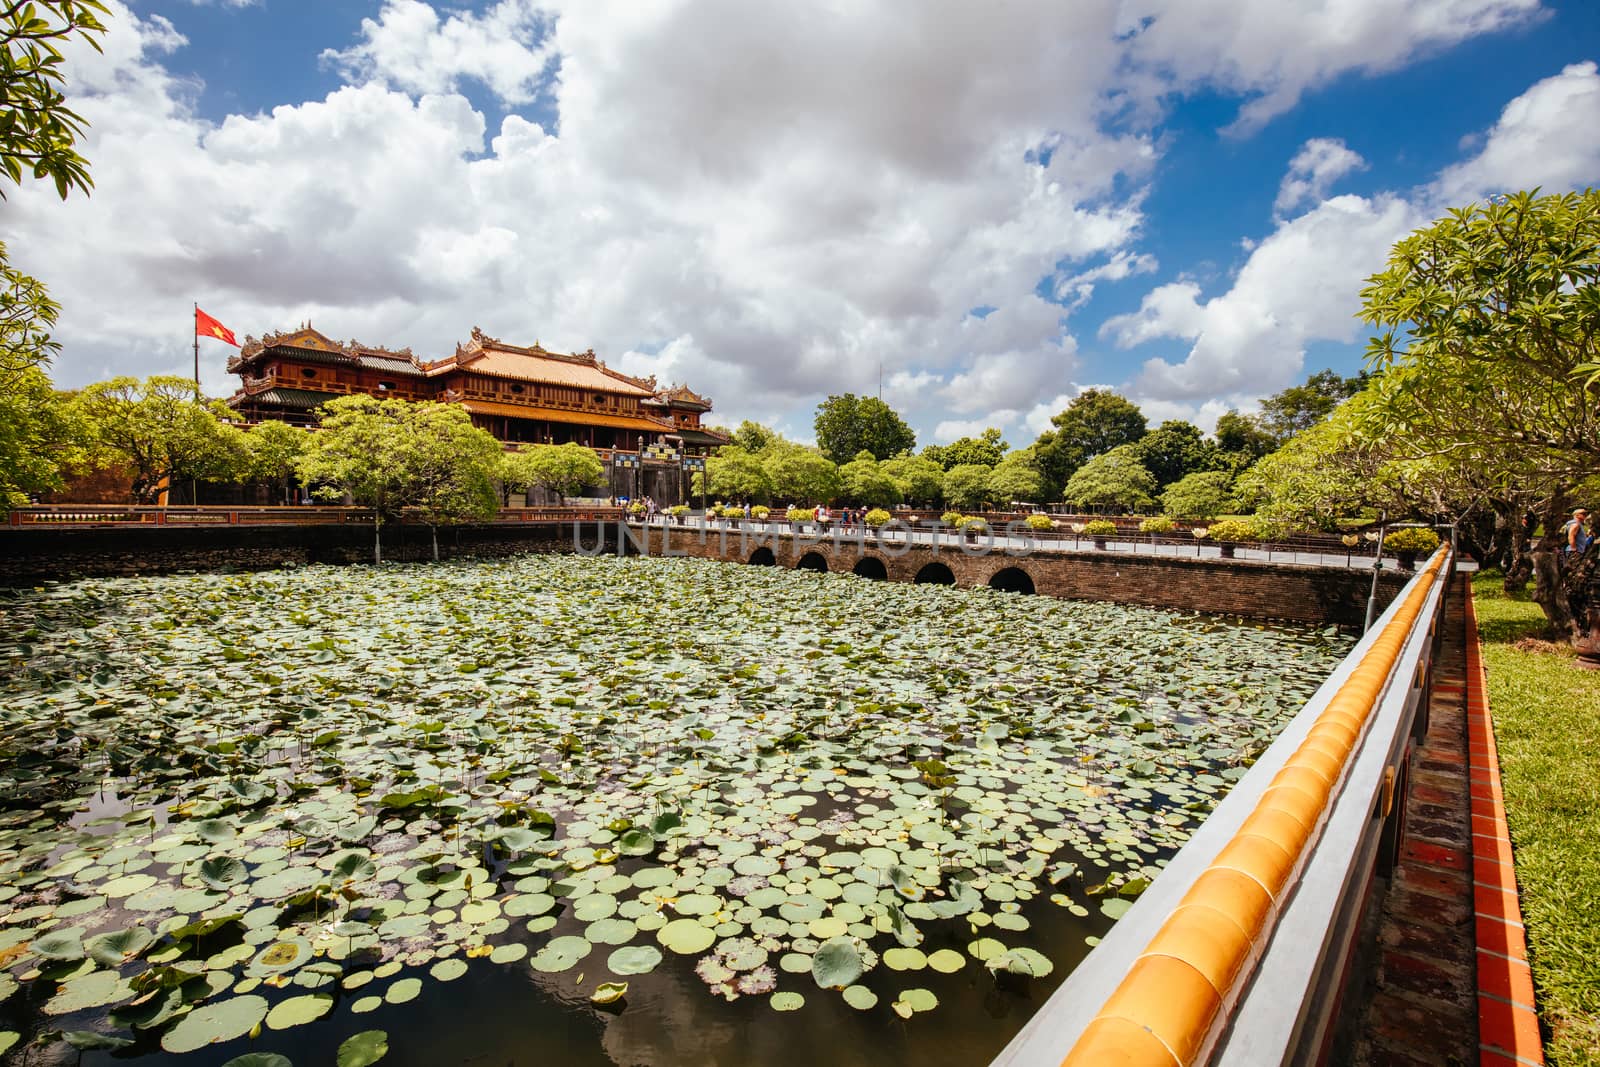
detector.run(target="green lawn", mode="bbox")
[1474,572,1600,1065]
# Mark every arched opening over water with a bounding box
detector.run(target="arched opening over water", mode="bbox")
[852,557,888,580]
[914,562,955,586]
[796,552,829,572]
[748,547,776,566]
[988,567,1035,594]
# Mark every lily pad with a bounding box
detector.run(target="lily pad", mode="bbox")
[531,935,592,972]
[266,992,334,1030]
[607,945,663,975]
[337,1030,389,1067]
[658,919,715,955]
[811,937,864,989]
[161,994,270,1053]
[591,981,629,1004]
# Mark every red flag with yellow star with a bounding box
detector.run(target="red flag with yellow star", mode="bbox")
[195,307,238,347]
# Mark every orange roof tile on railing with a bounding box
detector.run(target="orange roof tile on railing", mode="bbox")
[1060,549,1449,1067]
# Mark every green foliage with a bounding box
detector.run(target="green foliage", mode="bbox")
[1033,390,1147,487]
[1025,513,1054,531]
[1130,420,1219,488]
[881,453,944,505]
[863,508,891,527]
[1206,519,1256,543]
[668,504,690,517]
[750,505,770,519]
[762,443,838,504]
[0,365,80,504]
[72,376,248,502]
[986,449,1046,504]
[243,420,307,499]
[295,395,410,522]
[1358,188,1600,563]
[730,420,776,454]
[958,516,989,532]
[0,242,63,386]
[1139,516,1177,534]
[1258,369,1368,443]
[940,511,963,526]
[502,443,604,501]
[941,463,992,510]
[813,394,915,464]
[1212,410,1278,471]
[1384,527,1441,553]
[836,452,902,508]
[922,428,1006,471]
[0,1,109,201]
[785,507,813,522]
[404,404,503,542]
[1082,519,1117,537]
[1063,444,1156,512]
[1160,469,1236,521]
[704,444,773,503]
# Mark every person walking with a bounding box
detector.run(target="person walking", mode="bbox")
[1565,508,1593,556]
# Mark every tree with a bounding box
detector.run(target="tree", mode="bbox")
[762,443,839,503]
[1212,410,1278,465]
[0,3,110,389]
[1063,444,1157,512]
[813,394,916,464]
[836,450,902,508]
[0,365,81,504]
[1131,419,1219,488]
[703,444,773,503]
[1258,369,1369,443]
[73,376,249,503]
[244,420,308,504]
[1160,470,1236,521]
[942,463,992,510]
[405,404,503,560]
[1033,390,1147,487]
[502,443,604,504]
[1359,188,1600,631]
[296,395,410,563]
[731,420,777,454]
[922,428,1006,471]
[986,449,1046,504]
[882,453,943,506]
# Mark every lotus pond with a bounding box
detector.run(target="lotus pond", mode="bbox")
[0,556,1353,1065]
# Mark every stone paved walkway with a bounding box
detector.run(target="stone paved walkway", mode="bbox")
[1353,575,1479,1066]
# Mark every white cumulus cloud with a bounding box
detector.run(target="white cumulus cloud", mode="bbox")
[1275,138,1366,217]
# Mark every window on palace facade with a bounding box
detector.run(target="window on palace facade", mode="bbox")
[510,383,524,394]
[301,368,316,379]
[378,381,394,391]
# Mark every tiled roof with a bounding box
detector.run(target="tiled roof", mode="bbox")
[247,388,342,409]
[445,348,656,395]
[460,399,676,433]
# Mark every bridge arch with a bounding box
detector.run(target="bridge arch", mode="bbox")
[914,561,955,586]
[748,547,776,566]
[988,566,1036,594]
[852,556,888,580]
[796,552,829,572]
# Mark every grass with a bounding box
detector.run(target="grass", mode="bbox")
[1473,571,1600,1065]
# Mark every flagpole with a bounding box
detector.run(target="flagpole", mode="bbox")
[193,302,200,393]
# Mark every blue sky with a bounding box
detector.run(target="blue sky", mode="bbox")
[9,0,1600,446]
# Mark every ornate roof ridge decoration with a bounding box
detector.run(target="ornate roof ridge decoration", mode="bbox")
[657,382,713,408]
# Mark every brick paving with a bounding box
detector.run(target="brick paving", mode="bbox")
[1354,575,1479,1066]
[1351,576,1544,1067]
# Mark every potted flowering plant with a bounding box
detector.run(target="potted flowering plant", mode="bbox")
[627,501,646,522]
[786,507,812,533]
[751,505,771,522]
[668,504,690,524]
[1139,516,1176,545]
[1384,527,1440,571]
[1206,518,1255,558]
[1025,513,1054,532]
[1082,518,1117,549]
[959,516,989,541]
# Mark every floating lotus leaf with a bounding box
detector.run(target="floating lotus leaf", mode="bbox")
[385,977,422,1004]
[160,994,270,1053]
[252,867,320,899]
[926,949,966,974]
[658,919,715,955]
[891,987,938,1018]
[586,918,638,945]
[337,1030,389,1067]
[222,1055,294,1067]
[490,944,529,965]
[617,829,656,856]
[0,1034,16,1055]
[329,850,378,883]
[883,947,927,971]
[811,937,864,989]
[1100,898,1132,920]
[249,937,312,976]
[85,927,153,967]
[430,958,468,982]
[770,991,805,1012]
[530,935,591,972]
[987,947,1054,978]
[44,969,134,1015]
[842,985,878,1010]
[607,945,663,975]
[591,981,628,1004]
[31,930,85,961]
[265,992,334,1030]
[196,855,248,891]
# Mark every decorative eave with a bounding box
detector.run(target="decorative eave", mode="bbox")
[231,323,423,375]
[653,382,713,411]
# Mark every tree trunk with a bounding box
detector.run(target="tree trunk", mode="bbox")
[373,521,382,565]
[431,526,439,562]
[1530,549,1575,633]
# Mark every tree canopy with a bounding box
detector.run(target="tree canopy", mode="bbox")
[941,463,992,510]
[1257,369,1368,443]
[0,365,80,504]
[502,443,604,502]
[1130,419,1218,489]
[881,453,944,506]
[1159,469,1236,521]
[922,428,1006,471]
[986,449,1046,504]
[762,441,839,503]
[813,394,915,464]
[243,420,308,503]
[836,451,902,508]
[72,376,248,503]
[1033,390,1147,487]
[1062,444,1157,512]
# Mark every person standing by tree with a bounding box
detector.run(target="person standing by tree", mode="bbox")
[1565,508,1593,558]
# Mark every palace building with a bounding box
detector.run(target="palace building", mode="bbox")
[226,325,726,501]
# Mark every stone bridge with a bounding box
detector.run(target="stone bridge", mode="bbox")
[628,523,1406,627]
